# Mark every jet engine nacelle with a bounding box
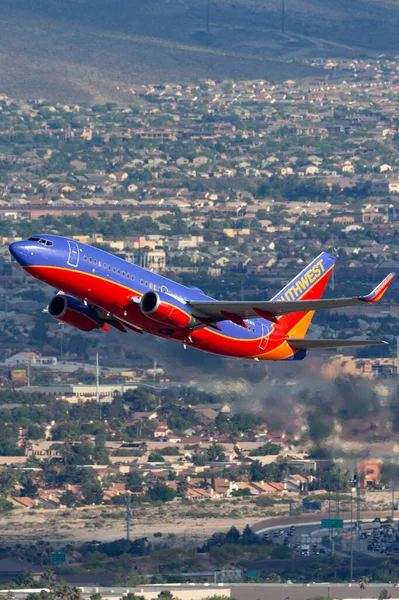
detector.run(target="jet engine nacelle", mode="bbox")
[140,290,196,329]
[48,294,104,332]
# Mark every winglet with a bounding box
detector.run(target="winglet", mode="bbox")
[358,273,395,304]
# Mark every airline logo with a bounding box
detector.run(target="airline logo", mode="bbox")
[280,259,326,301]
[272,252,335,303]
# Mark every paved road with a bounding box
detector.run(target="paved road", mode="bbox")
[252,511,395,534]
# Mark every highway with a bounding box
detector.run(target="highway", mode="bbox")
[252,510,396,534]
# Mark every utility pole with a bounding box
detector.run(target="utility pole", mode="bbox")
[126,490,131,543]
[356,476,361,525]
[96,352,102,421]
[328,487,332,547]
[96,352,100,405]
[392,483,395,523]
[5,279,8,321]
[60,324,64,374]
[350,487,354,581]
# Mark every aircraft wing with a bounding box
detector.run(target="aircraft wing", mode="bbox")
[188,273,395,323]
[287,338,387,350]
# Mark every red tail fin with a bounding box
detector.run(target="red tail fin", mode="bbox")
[272,252,336,337]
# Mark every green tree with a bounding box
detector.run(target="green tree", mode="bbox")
[148,482,176,503]
[126,472,144,493]
[122,388,157,412]
[158,593,174,600]
[41,570,57,592]
[13,569,36,587]
[207,443,226,462]
[81,479,103,505]
[241,524,258,546]
[249,442,281,456]
[0,497,13,513]
[20,476,38,498]
[55,583,82,600]
[0,469,17,496]
[60,490,77,507]
[26,593,52,600]
[225,526,240,544]
[148,451,165,463]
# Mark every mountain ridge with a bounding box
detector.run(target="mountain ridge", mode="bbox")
[0,0,398,102]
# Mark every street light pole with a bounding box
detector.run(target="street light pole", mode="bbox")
[350,487,354,581]
[392,483,395,523]
[126,490,131,543]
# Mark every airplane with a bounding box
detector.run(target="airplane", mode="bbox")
[9,235,395,362]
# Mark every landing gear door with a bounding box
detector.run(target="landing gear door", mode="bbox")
[67,240,79,268]
[259,323,268,351]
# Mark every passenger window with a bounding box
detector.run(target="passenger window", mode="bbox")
[94,259,97,264]
[113,267,116,272]
[122,271,125,277]
[84,255,87,261]
[145,281,148,287]
[127,274,130,279]
[89,257,92,263]
[154,285,158,291]
[117,269,120,274]
[140,279,144,284]
[98,261,102,267]
[149,283,153,289]
[108,265,111,271]
[131,275,135,280]
[103,263,106,268]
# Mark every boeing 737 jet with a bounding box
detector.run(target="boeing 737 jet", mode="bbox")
[9,236,395,361]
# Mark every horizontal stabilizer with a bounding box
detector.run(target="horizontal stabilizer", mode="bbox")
[287,338,388,351]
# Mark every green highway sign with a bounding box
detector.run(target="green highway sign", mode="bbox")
[51,552,66,564]
[247,571,259,579]
[321,519,344,529]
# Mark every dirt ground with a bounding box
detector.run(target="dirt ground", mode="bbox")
[0,498,289,545]
[0,491,395,546]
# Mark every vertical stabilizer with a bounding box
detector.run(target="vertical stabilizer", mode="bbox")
[272,252,336,337]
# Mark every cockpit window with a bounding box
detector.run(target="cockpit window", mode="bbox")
[28,237,53,246]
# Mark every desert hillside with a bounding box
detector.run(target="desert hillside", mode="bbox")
[0,0,398,101]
